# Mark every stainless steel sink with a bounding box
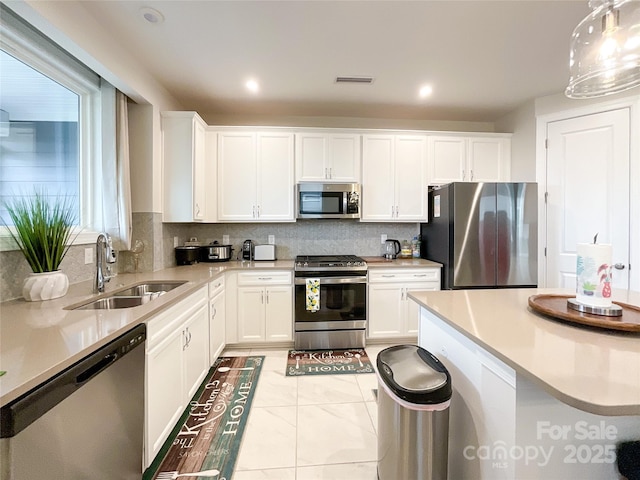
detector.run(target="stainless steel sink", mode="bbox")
[71,280,187,310]
[112,281,187,297]
[74,296,149,310]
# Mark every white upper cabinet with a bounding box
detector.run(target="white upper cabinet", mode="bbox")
[218,131,295,222]
[361,134,428,222]
[428,134,511,185]
[295,132,361,182]
[162,112,215,222]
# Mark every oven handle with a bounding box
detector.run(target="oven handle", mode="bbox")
[295,276,367,285]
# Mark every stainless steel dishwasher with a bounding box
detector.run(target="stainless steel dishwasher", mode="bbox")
[0,324,146,480]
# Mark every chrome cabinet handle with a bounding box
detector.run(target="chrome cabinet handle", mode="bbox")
[614,263,626,270]
[395,206,399,217]
[211,306,217,319]
[470,170,474,181]
[266,291,270,304]
[462,170,465,181]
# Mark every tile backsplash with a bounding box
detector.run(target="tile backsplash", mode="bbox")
[0,213,420,300]
[163,220,420,265]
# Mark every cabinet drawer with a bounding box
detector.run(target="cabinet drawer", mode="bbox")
[146,286,208,347]
[208,275,225,297]
[237,270,292,286]
[369,268,440,283]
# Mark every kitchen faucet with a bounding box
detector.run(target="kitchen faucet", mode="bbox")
[95,233,117,293]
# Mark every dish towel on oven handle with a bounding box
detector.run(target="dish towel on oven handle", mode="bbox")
[306,278,320,312]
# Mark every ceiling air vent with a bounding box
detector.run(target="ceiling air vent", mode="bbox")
[335,76,374,84]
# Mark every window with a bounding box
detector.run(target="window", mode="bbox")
[0,50,81,224]
[0,4,104,248]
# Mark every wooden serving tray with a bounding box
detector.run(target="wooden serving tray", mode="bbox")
[528,294,640,332]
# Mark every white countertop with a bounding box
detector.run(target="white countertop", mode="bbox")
[1,256,440,407]
[409,288,640,416]
[360,256,442,268]
[0,260,293,406]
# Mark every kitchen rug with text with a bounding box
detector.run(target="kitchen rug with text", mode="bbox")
[143,356,264,480]
[286,348,374,376]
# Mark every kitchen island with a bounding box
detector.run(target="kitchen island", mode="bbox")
[410,288,640,480]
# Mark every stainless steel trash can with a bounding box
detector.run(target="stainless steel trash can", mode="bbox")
[377,344,452,480]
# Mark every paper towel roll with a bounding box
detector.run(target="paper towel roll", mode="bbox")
[576,243,613,307]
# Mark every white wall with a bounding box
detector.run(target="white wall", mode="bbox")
[495,100,537,181]
[203,112,496,133]
[8,0,183,214]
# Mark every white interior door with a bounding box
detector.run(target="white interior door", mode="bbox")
[545,108,630,290]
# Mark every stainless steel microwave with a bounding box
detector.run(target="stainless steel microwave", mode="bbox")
[296,183,361,219]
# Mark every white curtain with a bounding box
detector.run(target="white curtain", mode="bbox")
[100,81,132,250]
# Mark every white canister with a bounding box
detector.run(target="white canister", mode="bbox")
[576,243,613,307]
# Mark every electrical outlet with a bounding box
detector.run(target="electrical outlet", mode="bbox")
[173,236,179,248]
[223,234,230,244]
[381,234,387,244]
[268,235,275,245]
[84,247,93,265]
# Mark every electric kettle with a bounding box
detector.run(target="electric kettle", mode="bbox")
[383,239,401,259]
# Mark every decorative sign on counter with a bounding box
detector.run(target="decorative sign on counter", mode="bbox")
[576,238,613,307]
[570,235,621,317]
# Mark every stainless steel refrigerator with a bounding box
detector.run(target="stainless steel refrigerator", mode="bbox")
[420,182,538,289]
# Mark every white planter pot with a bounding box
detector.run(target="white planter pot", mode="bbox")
[22,271,69,302]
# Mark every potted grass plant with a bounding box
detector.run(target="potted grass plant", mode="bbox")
[3,191,77,301]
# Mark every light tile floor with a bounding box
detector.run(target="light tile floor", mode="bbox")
[224,344,394,480]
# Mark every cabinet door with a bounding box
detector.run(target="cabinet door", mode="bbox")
[209,290,226,361]
[192,117,207,221]
[329,134,361,182]
[237,287,266,342]
[265,285,293,341]
[368,283,404,338]
[257,132,295,221]
[404,283,439,335]
[428,136,466,184]
[295,133,328,182]
[362,135,395,221]
[145,329,184,466]
[394,135,428,221]
[162,112,206,222]
[183,304,210,400]
[468,137,510,181]
[218,132,256,221]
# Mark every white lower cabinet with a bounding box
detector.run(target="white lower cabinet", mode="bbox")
[144,286,210,468]
[209,276,226,361]
[368,268,440,339]
[236,271,293,343]
[419,307,640,479]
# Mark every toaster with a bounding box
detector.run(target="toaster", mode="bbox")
[253,244,277,261]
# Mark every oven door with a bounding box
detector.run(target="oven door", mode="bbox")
[294,275,367,330]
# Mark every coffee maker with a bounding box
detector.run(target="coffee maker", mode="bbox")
[242,239,254,260]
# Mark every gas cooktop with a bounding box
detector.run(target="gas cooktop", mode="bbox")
[294,255,367,272]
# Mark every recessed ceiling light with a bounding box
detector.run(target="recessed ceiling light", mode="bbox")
[245,79,259,93]
[419,85,433,98]
[139,7,165,24]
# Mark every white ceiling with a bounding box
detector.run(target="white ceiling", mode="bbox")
[79,0,591,123]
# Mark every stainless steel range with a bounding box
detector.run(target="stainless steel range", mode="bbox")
[294,255,367,350]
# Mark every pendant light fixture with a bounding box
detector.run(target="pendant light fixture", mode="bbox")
[566,0,640,98]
